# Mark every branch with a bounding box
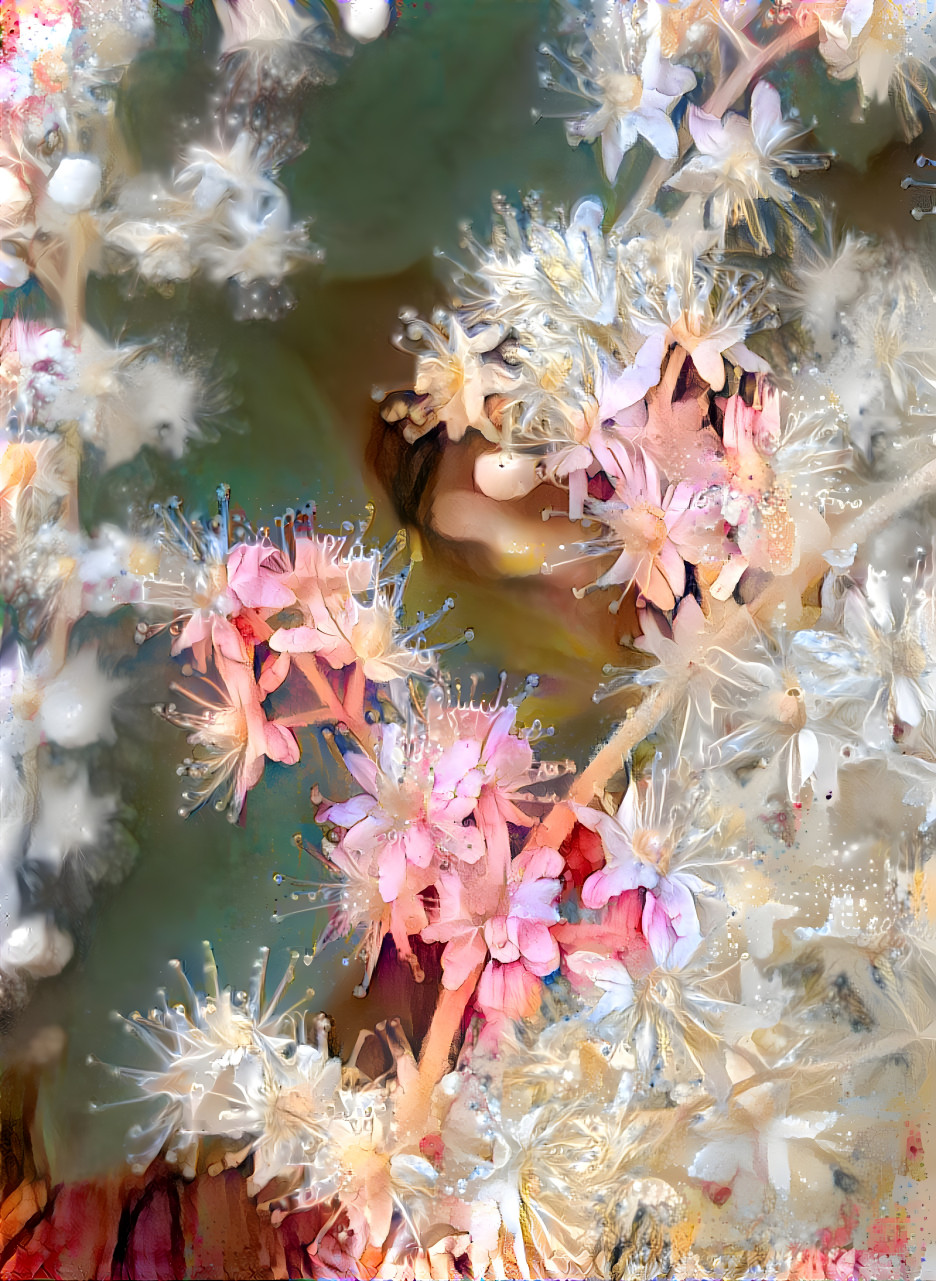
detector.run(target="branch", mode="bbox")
[394,963,483,1141]
[839,454,936,549]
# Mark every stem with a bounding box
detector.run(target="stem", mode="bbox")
[537,590,778,841]
[395,963,483,1140]
[705,17,820,118]
[344,662,369,744]
[571,679,680,806]
[276,707,344,729]
[292,653,356,729]
[616,16,820,231]
[838,455,936,549]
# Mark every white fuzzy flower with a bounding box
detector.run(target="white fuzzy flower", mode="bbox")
[549,0,695,181]
[46,156,102,215]
[27,767,117,872]
[0,916,74,979]
[38,647,128,750]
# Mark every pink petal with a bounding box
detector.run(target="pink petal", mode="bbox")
[263,719,300,766]
[478,960,541,1018]
[404,823,435,869]
[514,918,559,969]
[377,837,408,903]
[686,104,726,155]
[439,928,488,989]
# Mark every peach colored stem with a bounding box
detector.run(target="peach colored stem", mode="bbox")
[396,964,483,1139]
[276,707,345,729]
[537,590,782,840]
[839,455,936,549]
[705,17,820,118]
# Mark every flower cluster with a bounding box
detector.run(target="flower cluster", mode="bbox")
[3,1,933,1278]
[139,490,469,822]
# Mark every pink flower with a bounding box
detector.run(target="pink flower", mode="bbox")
[422,845,563,1019]
[574,775,708,969]
[159,619,300,819]
[171,608,243,674]
[721,387,779,505]
[552,363,650,520]
[318,722,485,904]
[482,846,563,973]
[226,540,293,609]
[267,534,376,668]
[583,446,709,610]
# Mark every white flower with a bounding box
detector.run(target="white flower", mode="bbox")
[405,314,516,443]
[27,767,117,872]
[551,0,695,181]
[0,917,74,980]
[621,232,773,391]
[709,629,872,800]
[667,82,819,252]
[689,1080,837,1200]
[37,647,128,750]
[564,950,635,1021]
[46,156,102,215]
[819,0,936,136]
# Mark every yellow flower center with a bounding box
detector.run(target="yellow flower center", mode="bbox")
[599,70,643,114]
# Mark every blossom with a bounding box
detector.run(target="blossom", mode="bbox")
[318,721,485,902]
[688,1079,837,1202]
[573,764,713,969]
[100,947,349,1181]
[405,314,517,444]
[156,621,300,820]
[803,571,936,736]
[424,845,563,1017]
[37,646,128,750]
[580,445,713,611]
[668,82,820,251]
[265,533,375,666]
[550,0,695,181]
[708,628,873,800]
[275,837,429,994]
[818,0,936,138]
[563,949,635,1022]
[140,497,241,671]
[635,283,770,394]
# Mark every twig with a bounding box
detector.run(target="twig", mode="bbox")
[838,454,936,549]
[395,963,484,1141]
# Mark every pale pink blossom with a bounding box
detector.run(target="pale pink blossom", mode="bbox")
[267,535,375,667]
[159,620,300,819]
[226,540,293,610]
[422,845,563,1018]
[582,446,711,611]
[318,721,485,903]
[574,775,709,969]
